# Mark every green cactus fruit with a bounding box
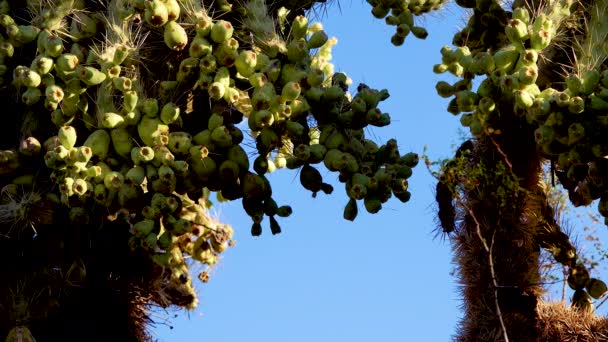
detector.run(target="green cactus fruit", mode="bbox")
[113,76,133,92]
[234,50,257,77]
[121,90,138,113]
[43,34,64,58]
[514,90,534,108]
[30,55,53,76]
[572,289,593,313]
[59,177,75,197]
[343,198,358,221]
[435,81,454,98]
[176,57,199,83]
[19,137,41,157]
[308,30,329,49]
[505,19,529,44]
[55,53,79,78]
[134,219,156,238]
[534,125,555,146]
[191,154,216,179]
[131,146,155,165]
[568,263,591,290]
[138,116,169,147]
[199,54,217,75]
[587,278,608,299]
[158,164,176,183]
[518,65,538,85]
[258,128,279,151]
[249,109,274,130]
[101,112,125,129]
[567,123,585,145]
[104,171,124,190]
[75,146,92,163]
[167,132,192,155]
[268,215,281,235]
[287,39,309,63]
[110,128,133,159]
[13,66,41,88]
[21,87,41,106]
[219,159,240,182]
[210,126,233,148]
[364,196,382,214]
[125,165,146,185]
[290,15,308,40]
[512,7,530,22]
[411,26,428,39]
[455,90,478,112]
[273,205,291,218]
[145,0,168,26]
[254,155,269,174]
[72,178,88,197]
[70,12,96,41]
[208,81,226,100]
[300,164,331,196]
[142,98,159,117]
[58,125,77,149]
[153,145,175,166]
[160,102,180,124]
[226,145,249,172]
[493,44,519,73]
[210,20,234,43]
[282,81,301,102]
[251,221,262,236]
[590,94,608,111]
[349,182,368,200]
[581,70,601,95]
[248,72,268,88]
[164,20,188,51]
[291,144,308,161]
[83,129,111,159]
[568,96,585,114]
[189,36,212,59]
[242,173,268,199]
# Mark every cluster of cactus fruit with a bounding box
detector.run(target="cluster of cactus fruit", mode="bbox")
[429,0,608,309]
[0,0,416,319]
[365,0,440,45]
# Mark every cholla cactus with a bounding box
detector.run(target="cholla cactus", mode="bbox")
[0,0,415,340]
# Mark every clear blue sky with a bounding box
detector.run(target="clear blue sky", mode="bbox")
[152,2,498,341]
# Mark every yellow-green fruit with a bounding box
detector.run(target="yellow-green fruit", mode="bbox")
[586,278,608,299]
[493,44,519,73]
[145,0,169,26]
[83,129,111,159]
[131,146,155,164]
[58,125,77,149]
[168,132,192,155]
[210,20,233,43]
[101,112,125,129]
[126,165,146,184]
[111,128,133,159]
[235,50,257,77]
[164,20,188,51]
[123,90,138,113]
[160,102,180,124]
[138,116,169,147]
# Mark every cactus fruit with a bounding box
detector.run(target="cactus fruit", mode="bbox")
[0,0,420,326]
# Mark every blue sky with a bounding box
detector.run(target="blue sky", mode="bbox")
[153,1,505,341]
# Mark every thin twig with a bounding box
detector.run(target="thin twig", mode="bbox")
[466,206,510,342]
[490,137,514,176]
